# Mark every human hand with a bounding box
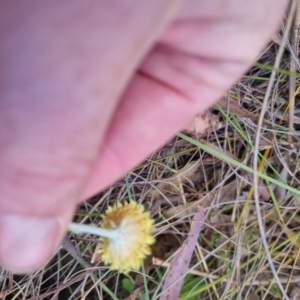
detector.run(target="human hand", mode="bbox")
[0,0,287,273]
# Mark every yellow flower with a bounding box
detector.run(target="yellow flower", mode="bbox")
[99,201,155,273]
[68,201,155,274]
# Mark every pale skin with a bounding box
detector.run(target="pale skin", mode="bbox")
[0,0,287,273]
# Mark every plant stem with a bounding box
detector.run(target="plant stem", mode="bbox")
[68,222,118,239]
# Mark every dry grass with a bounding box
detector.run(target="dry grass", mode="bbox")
[2,6,300,300]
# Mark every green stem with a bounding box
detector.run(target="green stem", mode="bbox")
[68,222,118,239]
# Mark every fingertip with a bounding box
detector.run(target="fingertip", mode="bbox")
[0,213,70,274]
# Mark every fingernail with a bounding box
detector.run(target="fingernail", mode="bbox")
[0,215,60,273]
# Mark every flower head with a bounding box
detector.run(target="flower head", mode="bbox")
[98,201,155,273]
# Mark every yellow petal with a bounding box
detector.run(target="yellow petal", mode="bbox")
[98,201,155,273]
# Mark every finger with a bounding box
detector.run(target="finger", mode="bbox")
[82,0,287,198]
[0,1,182,273]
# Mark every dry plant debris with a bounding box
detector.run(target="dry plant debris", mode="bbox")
[160,206,204,300]
[183,112,221,136]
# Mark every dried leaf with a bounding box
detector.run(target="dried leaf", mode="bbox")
[256,178,271,201]
[273,152,290,202]
[164,180,245,219]
[217,97,271,127]
[151,161,202,199]
[183,111,220,135]
[164,202,198,219]
[123,287,143,300]
[160,206,204,300]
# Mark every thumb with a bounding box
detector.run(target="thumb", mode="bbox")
[0,1,180,273]
[0,210,75,274]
